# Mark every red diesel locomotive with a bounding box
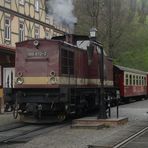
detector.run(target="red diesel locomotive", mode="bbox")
[12,34,148,122]
[13,34,114,122]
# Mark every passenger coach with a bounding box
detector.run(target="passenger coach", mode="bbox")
[114,65,147,102]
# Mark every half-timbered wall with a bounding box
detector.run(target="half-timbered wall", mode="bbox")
[0,0,68,47]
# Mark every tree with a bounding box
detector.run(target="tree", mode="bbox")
[138,0,148,23]
[75,0,137,58]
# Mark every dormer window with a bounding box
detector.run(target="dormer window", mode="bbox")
[4,17,11,40]
[35,0,39,12]
[5,0,11,3]
[35,24,40,39]
[19,0,24,5]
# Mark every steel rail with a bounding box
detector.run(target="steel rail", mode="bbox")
[0,121,70,144]
[113,126,148,148]
[0,123,27,132]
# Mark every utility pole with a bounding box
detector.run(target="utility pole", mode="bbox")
[108,0,113,58]
[98,45,107,119]
[89,28,107,119]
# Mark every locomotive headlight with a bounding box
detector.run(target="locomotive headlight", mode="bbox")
[50,77,56,84]
[16,77,24,85]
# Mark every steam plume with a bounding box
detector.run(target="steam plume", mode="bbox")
[46,0,77,31]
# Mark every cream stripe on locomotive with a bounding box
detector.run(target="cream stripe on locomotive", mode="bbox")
[15,76,113,86]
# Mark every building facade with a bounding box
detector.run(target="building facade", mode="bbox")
[0,0,69,112]
[0,0,69,47]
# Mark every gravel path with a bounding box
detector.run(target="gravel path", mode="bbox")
[1,100,148,148]
[0,112,19,126]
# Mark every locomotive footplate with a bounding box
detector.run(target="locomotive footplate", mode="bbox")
[19,114,65,124]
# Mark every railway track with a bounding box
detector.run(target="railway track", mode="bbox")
[113,126,148,148]
[0,121,70,144]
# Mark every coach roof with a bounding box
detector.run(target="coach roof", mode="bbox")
[114,65,147,75]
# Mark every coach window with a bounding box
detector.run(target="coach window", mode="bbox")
[139,76,141,85]
[144,77,146,86]
[142,76,144,85]
[126,74,128,86]
[129,75,132,85]
[136,75,138,85]
[133,75,135,85]
[61,49,74,75]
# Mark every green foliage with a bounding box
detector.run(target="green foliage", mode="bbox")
[74,0,148,71]
[114,23,148,71]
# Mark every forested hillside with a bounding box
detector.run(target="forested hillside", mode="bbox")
[74,0,148,71]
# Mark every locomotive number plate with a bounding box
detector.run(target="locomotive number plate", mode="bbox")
[28,51,47,57]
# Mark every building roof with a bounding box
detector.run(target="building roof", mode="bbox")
[0,44,15,54]
[114,65,147,75]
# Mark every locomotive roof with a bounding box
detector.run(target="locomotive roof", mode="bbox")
[52,34,89,41]
[114,65,147,75]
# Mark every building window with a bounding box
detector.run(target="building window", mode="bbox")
[19,22,25,42]
[4,17,11,40]
[35,25,40,39]
[5,0,11,3]
[61,49,74,75]
[35,0,39,12]
[46,14,51,24]
[19,0,24,5]
[45,32,49,39]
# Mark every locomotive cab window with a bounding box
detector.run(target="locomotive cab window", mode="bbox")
[61,48,74,75]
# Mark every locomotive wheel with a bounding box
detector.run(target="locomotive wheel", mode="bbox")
[13,104,19,119]
[57,112,67,122]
